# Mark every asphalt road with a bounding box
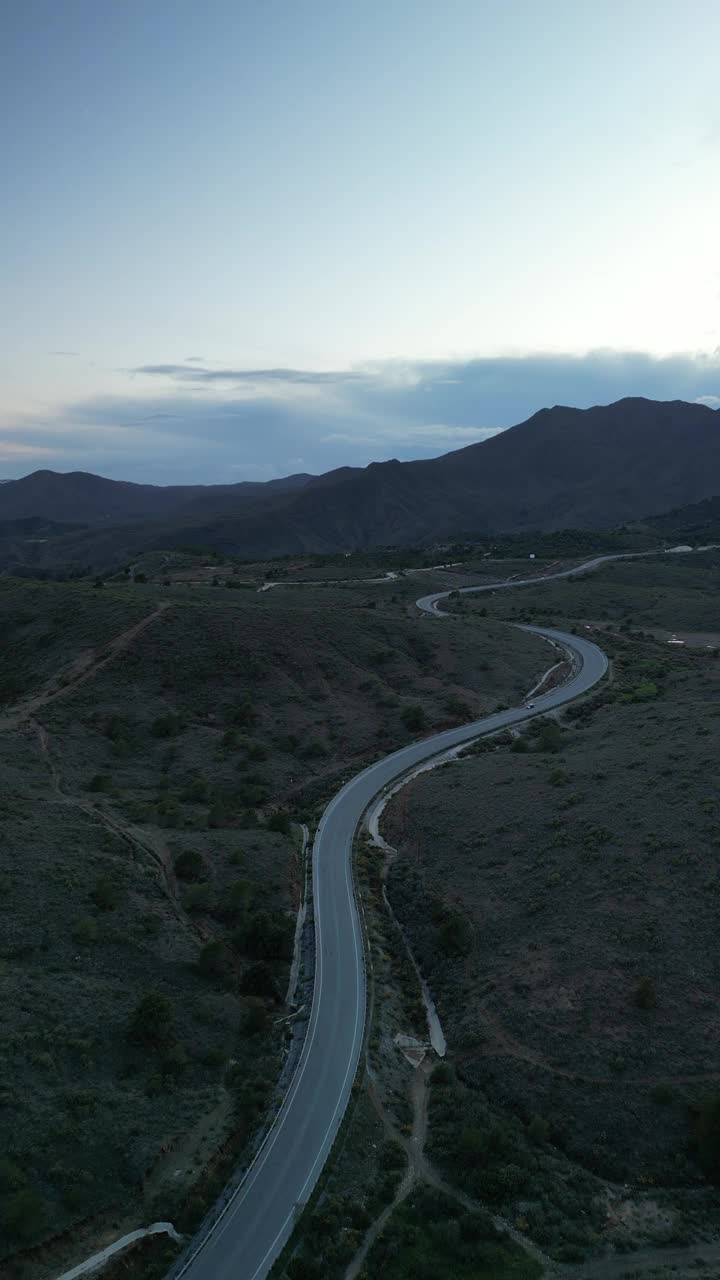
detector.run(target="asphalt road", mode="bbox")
[175,614,609,1280]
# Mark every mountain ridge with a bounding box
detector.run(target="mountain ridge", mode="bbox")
[1,397,718,569]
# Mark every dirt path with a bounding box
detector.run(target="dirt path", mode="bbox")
[31,719,200,937]
[0,601,170,732]
[571,1242,720,1278]
[468,1004,720,1088]
[348,1058,557,1279]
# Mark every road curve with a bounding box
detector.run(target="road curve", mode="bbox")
[174,621,609,1280]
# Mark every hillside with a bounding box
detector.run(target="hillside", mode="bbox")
[0,469,312,526]
[2,399,720,574]
[383,551,720,1265]
[0,571,547,1277]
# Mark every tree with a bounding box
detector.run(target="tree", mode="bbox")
[128,992,174,1047]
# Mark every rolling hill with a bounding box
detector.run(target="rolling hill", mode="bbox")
[1,397,719,571]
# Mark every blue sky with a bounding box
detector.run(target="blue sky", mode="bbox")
[1,0,719,483]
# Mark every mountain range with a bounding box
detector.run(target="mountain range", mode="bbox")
[1,397,719,572]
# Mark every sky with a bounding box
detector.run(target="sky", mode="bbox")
[1,0,719,484]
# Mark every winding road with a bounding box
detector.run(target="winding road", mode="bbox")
[173,557,617,1280]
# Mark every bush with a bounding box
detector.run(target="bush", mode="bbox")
[197,940,226,980]
[534,720,563,752]
[88,773,112,793]
[0,1158,26,1193]
[92,875,119,911]
[240,961,278,1000]
[266,811,291,835]
[72,916,99,945]
[233,910,293,962]
[634,976,656,1009]
[231,700,257,727]
[174,849,207,881]
[437,911,472,956]
[527,1114,550,1143]
[694,1094,720,1180]
[183,883,214,914]
[402,704,427,732]
[128,992,174,1047]
[0,1187,45,1241]
[152,712,184,738]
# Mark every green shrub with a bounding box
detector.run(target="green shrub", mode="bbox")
[152,712,184,738]
[127,992,174,1047]
[402,704,427,732]
[527,1114,550,1143]
[183,883,214,914]
[693,1094,720,1180]
[266,811,291,835]
[0,1187,45,1241]
[634,976,656,1009]
[92,875,119,911]
[88,773,112,793]
[240,961,278,1000]
[72,916,99,945]
[196,940,226,980]
[174,849,207,881]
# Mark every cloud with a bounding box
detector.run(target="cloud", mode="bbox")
[3,348,719,484]
[131,363,368,386]
[0,441,57,462]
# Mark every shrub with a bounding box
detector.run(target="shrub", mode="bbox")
[240,961,278,1000]
[437,911,472,956]
[128,992,174,1047]
[634,977,657,1009]
[527,1114,550,1143]
[266,811,291,835]
[92,875,119,911]
[0,1187,45,1241]
[534,720,563,752]
[196,940,226,980]
[695,1094,720,1180]
[88,773,112,793]
[72,916,99,945]
[183,883,213,914]
[174,849,207,881]
[0,1158,26,1192]
[152,712,184,738]
[233,910,293,962]
[242,1004,269,1035]
[402,704,427,732]
[231,700,257,727]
